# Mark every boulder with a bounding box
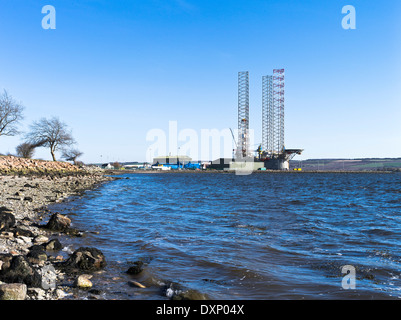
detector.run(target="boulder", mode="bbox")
[0,255,42,287]
[0,283,27,300]
[126,261,144,275]
[13,227,34,238]
[45,213,71,232]
[59,247,106,272]
[0,208,15,232]
[27,246,48,264]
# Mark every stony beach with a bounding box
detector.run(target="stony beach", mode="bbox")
[0,156,114,300]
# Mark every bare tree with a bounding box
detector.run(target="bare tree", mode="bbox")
[26,117,75,161]
[16,140,46,159]
[16,142,36,159]
[62,148,83,164]
[0,90,24,138]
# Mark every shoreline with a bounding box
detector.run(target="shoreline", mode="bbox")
[104,169,398,175]
[0,159,116,300]
[1,157,398,300]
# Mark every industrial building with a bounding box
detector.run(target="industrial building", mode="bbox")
[152,155,202,170]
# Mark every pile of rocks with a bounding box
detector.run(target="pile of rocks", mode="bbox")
[0,207,107,300]
[0,161,115,300]
[0,156,82,175]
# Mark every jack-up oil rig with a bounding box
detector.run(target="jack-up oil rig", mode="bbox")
[236,69,303,170]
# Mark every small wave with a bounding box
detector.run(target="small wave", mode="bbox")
[362,228,397,236]
[288,200,306,205]
[62,245,74,254]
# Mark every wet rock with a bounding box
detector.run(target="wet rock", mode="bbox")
[43,239,62,251]
[58,247,106,272]
[88,288,102,295]
[161,282,208,300]
[75,274,93,289]
[128,280,146,288]
[27,246,48,264]
[27,287,46,300]
[126,261,144,275]
[172,289,209,300]
[43,213,81,236]
[13,227,34,238]
[0,283,27,300]
[0,210,15,232]
[0,254,13,271]
[45,213,71,232]
[0,255,42,287]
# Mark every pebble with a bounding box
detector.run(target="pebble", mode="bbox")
[75,274,93,289]
[128,280,146,288]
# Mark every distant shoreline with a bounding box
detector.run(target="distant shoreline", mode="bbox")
[104,169,397,175]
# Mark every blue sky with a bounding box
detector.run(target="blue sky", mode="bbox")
[0,0,400,162]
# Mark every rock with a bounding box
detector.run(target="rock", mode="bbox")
[0,254,13,271]
[161,282,209,300]
[126,261,144,275]
[23,196,33,202]
[88,288,102,295]
[45,213,71,232]
[33,235,49,244]
[27,246,48,264]
[58,247,106,272]
[13,227,34,238]
[17,235,32,244]
[0,283,27,300]
[75,274,93,289]
[0,211,15,232]
[55,288,70,299]
[0,207,13,214]
[172,289,209,300]
[0,255,42,287]
[0,231,14,239]
[43,239,62,251]
[40,264,57,290]
[128,280,146,288]
[27,287,46,300]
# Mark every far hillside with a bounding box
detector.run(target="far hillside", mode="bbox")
[290,158,401,172]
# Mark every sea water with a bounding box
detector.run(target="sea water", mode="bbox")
[50,172,401,300]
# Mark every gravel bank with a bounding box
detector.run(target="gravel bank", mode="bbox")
[0,156,115,300]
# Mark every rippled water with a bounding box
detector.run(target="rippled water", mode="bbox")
[50,172,401,300]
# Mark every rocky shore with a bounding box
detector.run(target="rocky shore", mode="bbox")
[0,156,114,300]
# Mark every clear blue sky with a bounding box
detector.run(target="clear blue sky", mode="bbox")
[0,0,400,162]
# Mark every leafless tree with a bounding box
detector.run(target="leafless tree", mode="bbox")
[26,117,75,161]
[16,142,36,159]
[16,140,46,159]
[0,90,24,138]
[62,148,83,164]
